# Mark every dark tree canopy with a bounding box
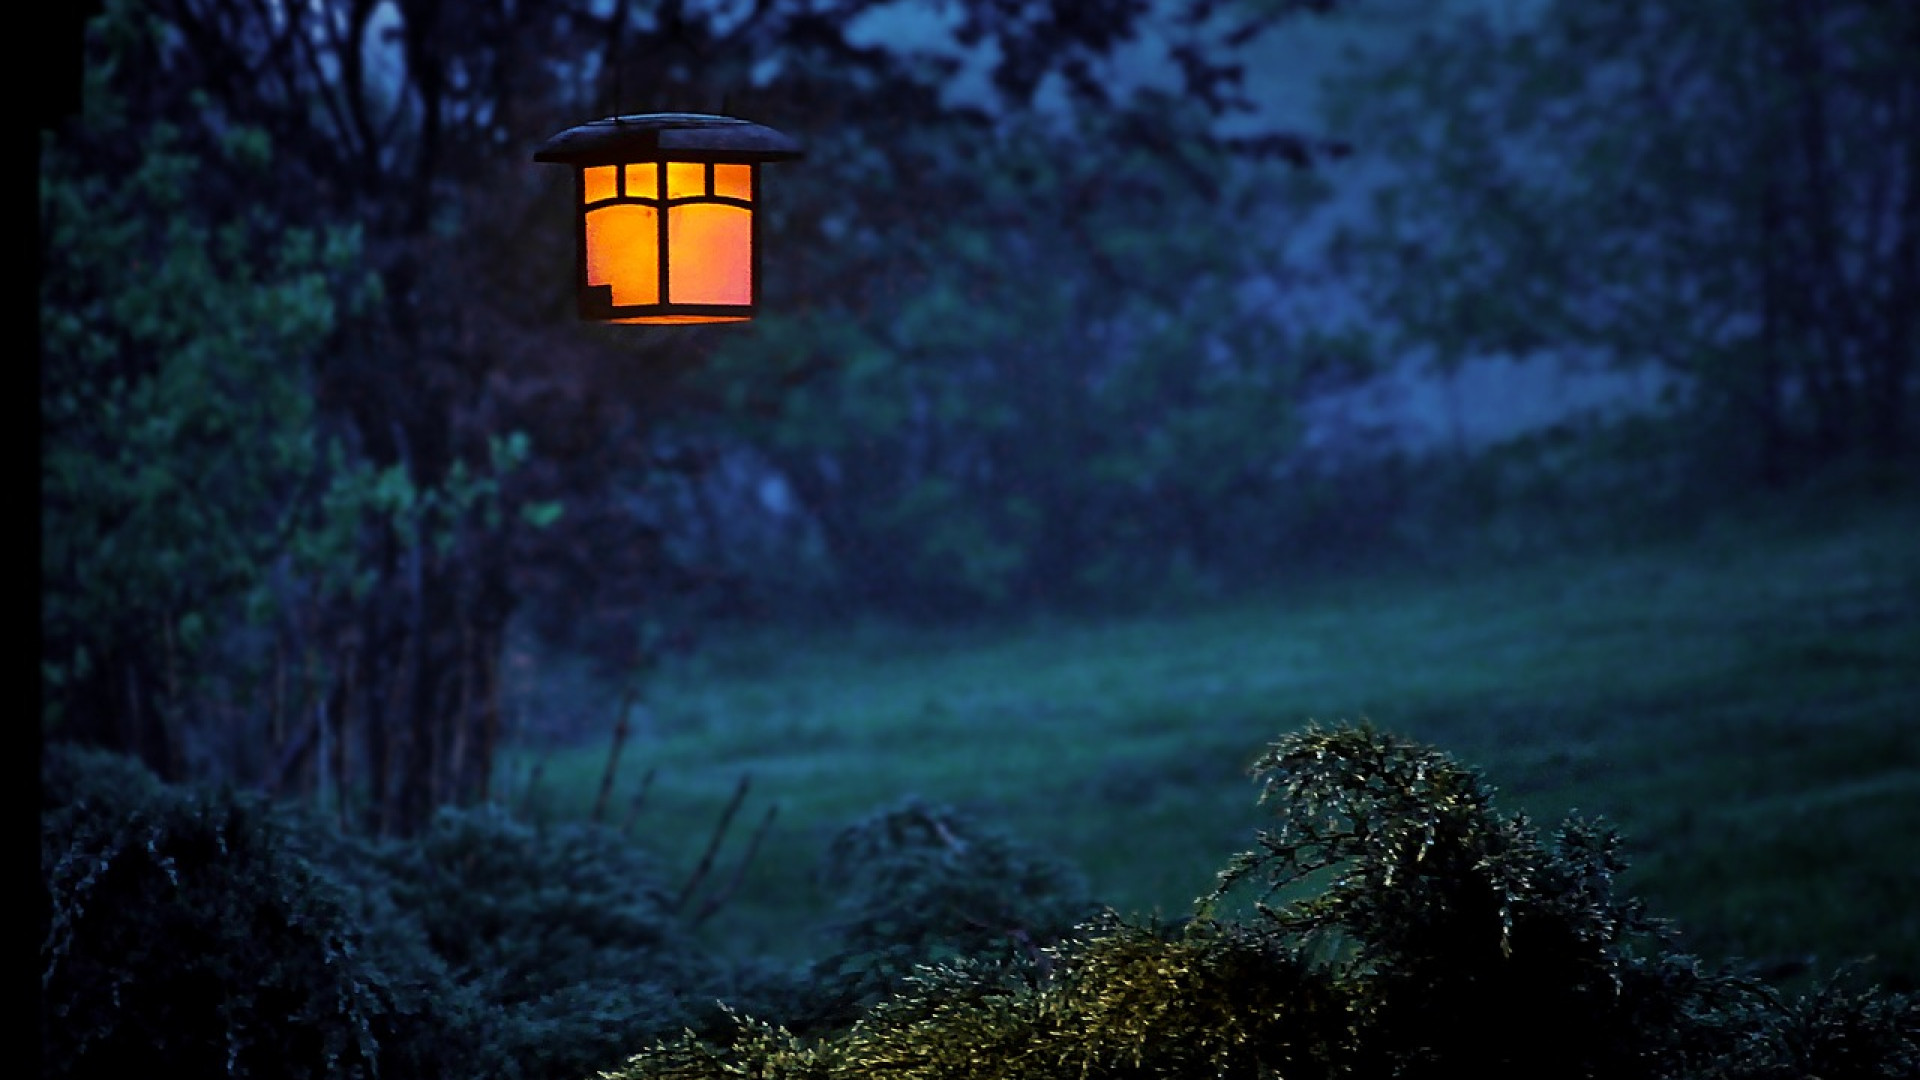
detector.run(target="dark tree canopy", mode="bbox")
[1325,0,1920,485]
[42,0,1348,831]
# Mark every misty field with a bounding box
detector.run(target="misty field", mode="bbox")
[506,486,1920,992]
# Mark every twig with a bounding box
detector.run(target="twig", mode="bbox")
[332,647,355,833]
[447,621,473,806]
[265,710,321,797]
[475,633,502,804]
[674,772,751,915]
[691,803,779,930]
[518,748,552,818]
[593,686,638,825]
[622,766,659,836]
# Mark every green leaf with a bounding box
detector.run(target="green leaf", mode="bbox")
[519,501,565,530]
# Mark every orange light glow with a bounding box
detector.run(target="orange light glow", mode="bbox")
[667,203,752,306]
[610,314,751,324]
[583,165,618,204]
[623,163,659,200]
[585,203,660,306]
[537,113,797,323]
[666,161,706,200]
[713,163,753,201]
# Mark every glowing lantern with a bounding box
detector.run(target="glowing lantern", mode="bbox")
[534,113,802,324]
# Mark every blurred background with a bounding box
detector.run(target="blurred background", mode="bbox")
[41,0,1918,999]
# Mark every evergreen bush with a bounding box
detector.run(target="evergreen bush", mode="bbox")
[39,744,475,1080]
[362,803,730,1077]
[794,797,1101,1034]
[40,725,1916,1080]
[38,745,782,1080]
[599,722,1918,1080]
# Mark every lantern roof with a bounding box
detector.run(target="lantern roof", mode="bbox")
[534,112,803,166]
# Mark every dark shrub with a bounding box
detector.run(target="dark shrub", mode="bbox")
[602,722,1918,1080]
[794,797,1100,1033]
[39,744,772,1080]
[40,744,475,1080]
[363,803,724,1077]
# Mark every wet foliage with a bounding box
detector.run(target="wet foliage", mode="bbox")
[600,723,1917,1080]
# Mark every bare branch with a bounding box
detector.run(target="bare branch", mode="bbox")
[691,803,779,930]
[622,765,659,836]
[592,686,637,824]
[673,772,751,915]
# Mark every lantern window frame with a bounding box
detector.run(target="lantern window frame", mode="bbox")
[534,113,802,325]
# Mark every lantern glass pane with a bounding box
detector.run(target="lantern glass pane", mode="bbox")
[666,161,706,200]
[666,203,751,306]
[583,165,617,204]
[586,203,661,306]
[713,164,753,202]
[624,163,660,200]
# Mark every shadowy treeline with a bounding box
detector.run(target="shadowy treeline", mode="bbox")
[41,0,1332,829]
[41,0,1918,839]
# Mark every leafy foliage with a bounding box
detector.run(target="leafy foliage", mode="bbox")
[602,722,1918,1080]
[39,98,362,757]
[363,804,726,1077]
[1325,0,1920,482]
[38,745,794,1080]
[1206,722,1729,1077]
[703,102,1356,615]
[797,797,1101,1031]
[38,52,552,820]
[45,0,1360,834]
[38,724,1919,1079]
[1703,976,1920,1080]
[618,922,1340,1080]
[39,745,473,1080]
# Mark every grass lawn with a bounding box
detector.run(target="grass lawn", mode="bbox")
[505,487,1920,991]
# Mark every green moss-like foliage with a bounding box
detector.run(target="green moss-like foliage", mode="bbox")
[600,722,1917,1080]
[364,803,726,1078]
[42,726,1916,1080]
[1701,976,1920,1079]
[38,744,772,1080]
[39,741,170,814]
[794,797,1101,1033]
[40,744,475,1080]
[628,920,1338,1080]
[1207,722,1719,1078]
[835,917,1348,1080]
